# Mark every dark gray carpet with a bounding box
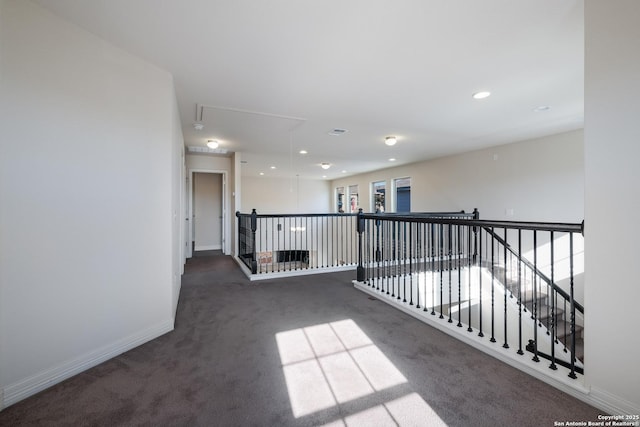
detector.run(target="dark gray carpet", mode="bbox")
[0,253,601,426]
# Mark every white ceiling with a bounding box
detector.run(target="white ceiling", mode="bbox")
[34,0,584,179]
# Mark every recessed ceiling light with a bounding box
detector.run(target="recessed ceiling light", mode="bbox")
[320,162,331,170]
[472,91,491,99]
[299,150,308,154]
[270,166,276,169]
[193,123,204,131]
[341,170,347,173]
[207,140,219,149]
[322,175,327,178]
[389,158,396,162]
[533,105,551,112]
[259,172,264,176]
[385,136,397,146]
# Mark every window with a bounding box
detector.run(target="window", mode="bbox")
[336,187,345,213]
[394,177,411,212]
[372,181,386,212]
[348,185,359,213]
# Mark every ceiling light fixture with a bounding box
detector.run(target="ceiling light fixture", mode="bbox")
[207,140,219,149]
[320,162,331,170]
[533,105,551,112]
[193,123,204,131]
[385,136,397,146]
[472,91,491,99]
[388,158,396,162]
[270,166,276,169]
[299,150,308,154]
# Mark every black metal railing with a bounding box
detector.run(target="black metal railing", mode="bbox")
[236,210,359,274]
[356,210,585,378]
[237,210,258,274]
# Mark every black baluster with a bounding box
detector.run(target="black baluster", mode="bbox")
[423,221,429,312]
[376,219,383,291]
[439,223,444,319]
[396,220,401,300]
[387,219,392,296]
[304,217,313,269]
[431,223,436,315]
[384,219,389,294]
[409,221,414,305]
[549,231,557,370]
[490,227,496,343]
[568,232,577,379]
[503,228,509,349]
[457,225,463,327]
[517,229,524,355]
[386,219,390,294]
[376,220,382,292]
[295,217,299,271]
[532,230,540,362]
[364,217,370,285]
[478,227,484,337]
[323,215,327,268]
[416,222,422,309]
[330,215,334,268]
[448,224,453,323]
[467,224,473,332]
[337,214,341,267]
[319,216,323,269]
[407,221,412,305]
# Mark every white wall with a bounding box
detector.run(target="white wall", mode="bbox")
[242,176,331,214]
[187,154,232,171]
[193,173,222,250]
[0,0,180,409]
[171,94,185,318]
[584,0,640,414]
[331,130,584,222]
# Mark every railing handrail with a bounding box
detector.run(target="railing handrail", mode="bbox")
[483,226,584,314]
[236,211,358,219]
[359,213,583,234]
[236,210,472,219]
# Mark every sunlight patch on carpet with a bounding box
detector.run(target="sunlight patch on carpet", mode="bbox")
[276,319,447,426]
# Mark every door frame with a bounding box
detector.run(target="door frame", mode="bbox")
[188,169,229,256]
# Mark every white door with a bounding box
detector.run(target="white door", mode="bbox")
[185,175,192,258]
[193,172,223,251]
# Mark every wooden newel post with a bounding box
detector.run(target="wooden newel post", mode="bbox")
[472,208,479,263]
[356,208,365,282]
[250,208,258,274]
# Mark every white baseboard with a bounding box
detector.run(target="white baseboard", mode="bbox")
[232,256,356,281]
[353,281,640,416]
[194,244,221,251]
[589,386,640,416]
[1,319,174,411]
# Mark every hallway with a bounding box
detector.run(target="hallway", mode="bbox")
[0,253,601,426]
